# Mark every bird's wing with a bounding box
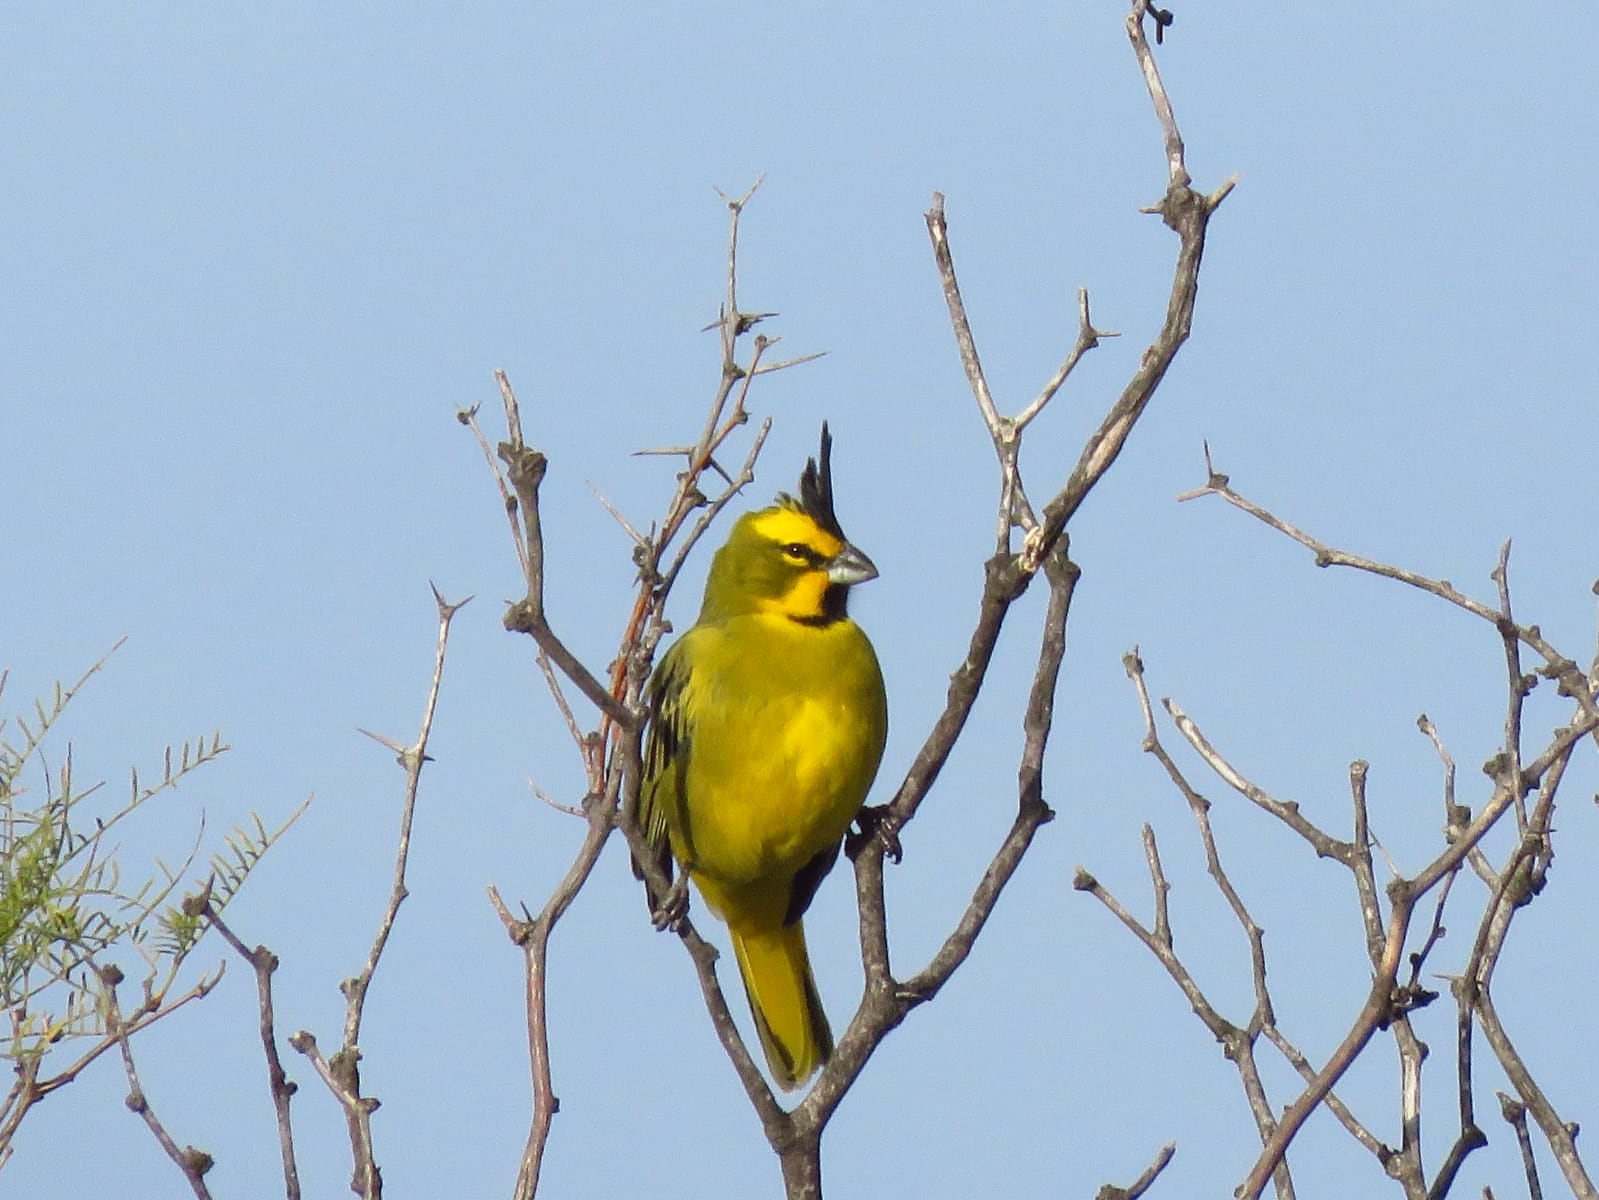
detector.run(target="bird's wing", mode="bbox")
[783,839,842,926]
[635,636,692,896]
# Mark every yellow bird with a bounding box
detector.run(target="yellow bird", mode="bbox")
[639,425,887,1090]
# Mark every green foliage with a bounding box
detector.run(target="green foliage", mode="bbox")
[0,647,301,1154]
[155,811,289,960]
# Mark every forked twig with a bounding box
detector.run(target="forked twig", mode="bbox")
[289,587,468,1200]
[202,901,301,1200]
[480,1,1231,1193]
[1179,447,1599,728]
[1154,451,1599,1199]
[480,182,797,1199]
[101,964,216,1199]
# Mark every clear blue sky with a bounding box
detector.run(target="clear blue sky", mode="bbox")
[5,3,1596,1197]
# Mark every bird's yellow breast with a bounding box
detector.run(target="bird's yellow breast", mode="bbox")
[665,611,886,911]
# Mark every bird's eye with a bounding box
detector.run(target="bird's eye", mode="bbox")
[782,542,810,561]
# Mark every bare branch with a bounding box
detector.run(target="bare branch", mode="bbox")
[751,349,829,375]
[202,903,301,1200]
[457,401,528,580]
[1072,862,1234,1048]
[1180,462,1599,728]
[1123,656,1276,1034]
[1480,1014,1595,1198]
[1498,1093,1546,1200]
[345,587,467,1047]
[1101,558,1596,1200]
[1261,1026,1388,1161]
[290,587,467,1200]
[889,558,1034,845]
[1163,697,1352,862]
[894,559,1071,1031]
[29,966,223,1105]
[1419,714,1497,886]
[1142,824,1170,949]
[1128,1,1191,186]
[1026,7,1232,571]
[923,192,1039,553]
[1014,288,1118,432]
[658,416,774,597]
[494,380,632,725]
[1233,722,1592,1200]
[923,192,1006,470]
[483,182,807,1197]
[101,964,215,1199]
[534,651,589,765]
[1345,760,1387,963]
[1111,653,1299,1196]
[287,1029,380,1198]
[1490,542,1535,837]
[1460,746,1595,1199]
[801,540,1077,1135]
[1096,1141,1177,1200]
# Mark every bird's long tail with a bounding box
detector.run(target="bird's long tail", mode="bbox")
[730,920,833,1091]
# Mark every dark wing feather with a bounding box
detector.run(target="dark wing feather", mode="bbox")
[634,643,690,904]
[784,839,842,926]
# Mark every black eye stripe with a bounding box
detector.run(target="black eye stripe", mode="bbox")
[780,541,824,567]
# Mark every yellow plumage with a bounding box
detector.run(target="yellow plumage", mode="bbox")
[639,426,887,1090]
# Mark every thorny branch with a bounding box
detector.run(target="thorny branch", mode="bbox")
[761,2,1227,1192]
[472,181,802,1199]
[1463,747,1594,1199]
[1177,446,1599,732]
[287,587,468,1200]
[876,0,1226,855]
[1078,651,1301,1199]
[1173,456,1599,1199]
[481,2,1228,1196]
[1084,451,1598,1200]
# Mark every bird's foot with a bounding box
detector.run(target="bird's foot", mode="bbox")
[651,877,690,931]
[846,804,903,864]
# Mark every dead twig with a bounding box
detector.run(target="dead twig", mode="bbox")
[202,899,301,1200]
[101,964,216,1199]
[290,587,468,1200]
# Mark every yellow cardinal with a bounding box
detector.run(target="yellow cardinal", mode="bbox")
[639,425,887,1090]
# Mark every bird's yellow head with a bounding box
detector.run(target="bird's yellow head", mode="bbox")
[699,424,878,626]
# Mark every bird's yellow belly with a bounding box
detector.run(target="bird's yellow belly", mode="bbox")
[683,694,871,883]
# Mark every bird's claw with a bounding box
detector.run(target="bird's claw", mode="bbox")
[651,877,690,931]
[846,804,903,864]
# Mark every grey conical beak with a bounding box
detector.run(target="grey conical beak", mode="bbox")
[827,543,878,586]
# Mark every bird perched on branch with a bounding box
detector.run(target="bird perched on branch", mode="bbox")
[638,424,887,1090]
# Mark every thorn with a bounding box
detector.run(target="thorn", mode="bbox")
[428,582,473,616]
[357,728,408,757]
[587,481,650,548]
[528,778,585,819]
[752,350,829,375]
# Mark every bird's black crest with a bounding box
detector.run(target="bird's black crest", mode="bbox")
[795,423,846,541]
